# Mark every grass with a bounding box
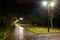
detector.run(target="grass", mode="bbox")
[0,27,12,40]
[19,24,60,34]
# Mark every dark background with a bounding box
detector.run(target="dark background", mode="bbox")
[0,0,60,28]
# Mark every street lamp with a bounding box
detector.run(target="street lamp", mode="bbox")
[42,1,55,7]
[50,2,55,7]
[42,1,48,7]
[42,1,55,32]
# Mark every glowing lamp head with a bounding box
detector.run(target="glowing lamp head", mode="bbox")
[50,2,55,7]
[42,1,48,7]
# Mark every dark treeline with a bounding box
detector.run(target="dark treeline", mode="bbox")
[0,0,60,28]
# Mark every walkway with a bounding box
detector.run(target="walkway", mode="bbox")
[6,24,60,40]
[30,33,60,40]
[6,24,37,40]
[6,20,60,40]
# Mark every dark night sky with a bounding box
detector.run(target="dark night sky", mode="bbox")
[0,0,60,27]
[16,0,60,27]
[16,0,39,3]
[0,0,60,18]
[16,0,48,17]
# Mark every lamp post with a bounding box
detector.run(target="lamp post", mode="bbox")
[50,2,55,28]
[42,1,55,32]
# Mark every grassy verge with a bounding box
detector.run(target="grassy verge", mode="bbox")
[19,24,60,34]
[0,27,12,40]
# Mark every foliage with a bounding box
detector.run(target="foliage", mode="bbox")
[0,26,13,40]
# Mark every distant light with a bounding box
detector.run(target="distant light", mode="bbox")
[19,17,23,20]
[50,2,55,7]
[42,1,48,7]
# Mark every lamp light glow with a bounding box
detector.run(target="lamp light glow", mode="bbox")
[50,2,55,7]
[42,1,48,7]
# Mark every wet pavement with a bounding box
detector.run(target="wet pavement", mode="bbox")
[6,20,60,40]
[6,23,37,40]
[25,33,60,40]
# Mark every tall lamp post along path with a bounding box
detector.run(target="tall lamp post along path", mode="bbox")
[42,0,55,32]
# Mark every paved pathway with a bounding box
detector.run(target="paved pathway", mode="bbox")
[26,33,60,40]
[6,23,37,40]
[51,38,60,40]
[6,24,60,40]
[6,20,60,40]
